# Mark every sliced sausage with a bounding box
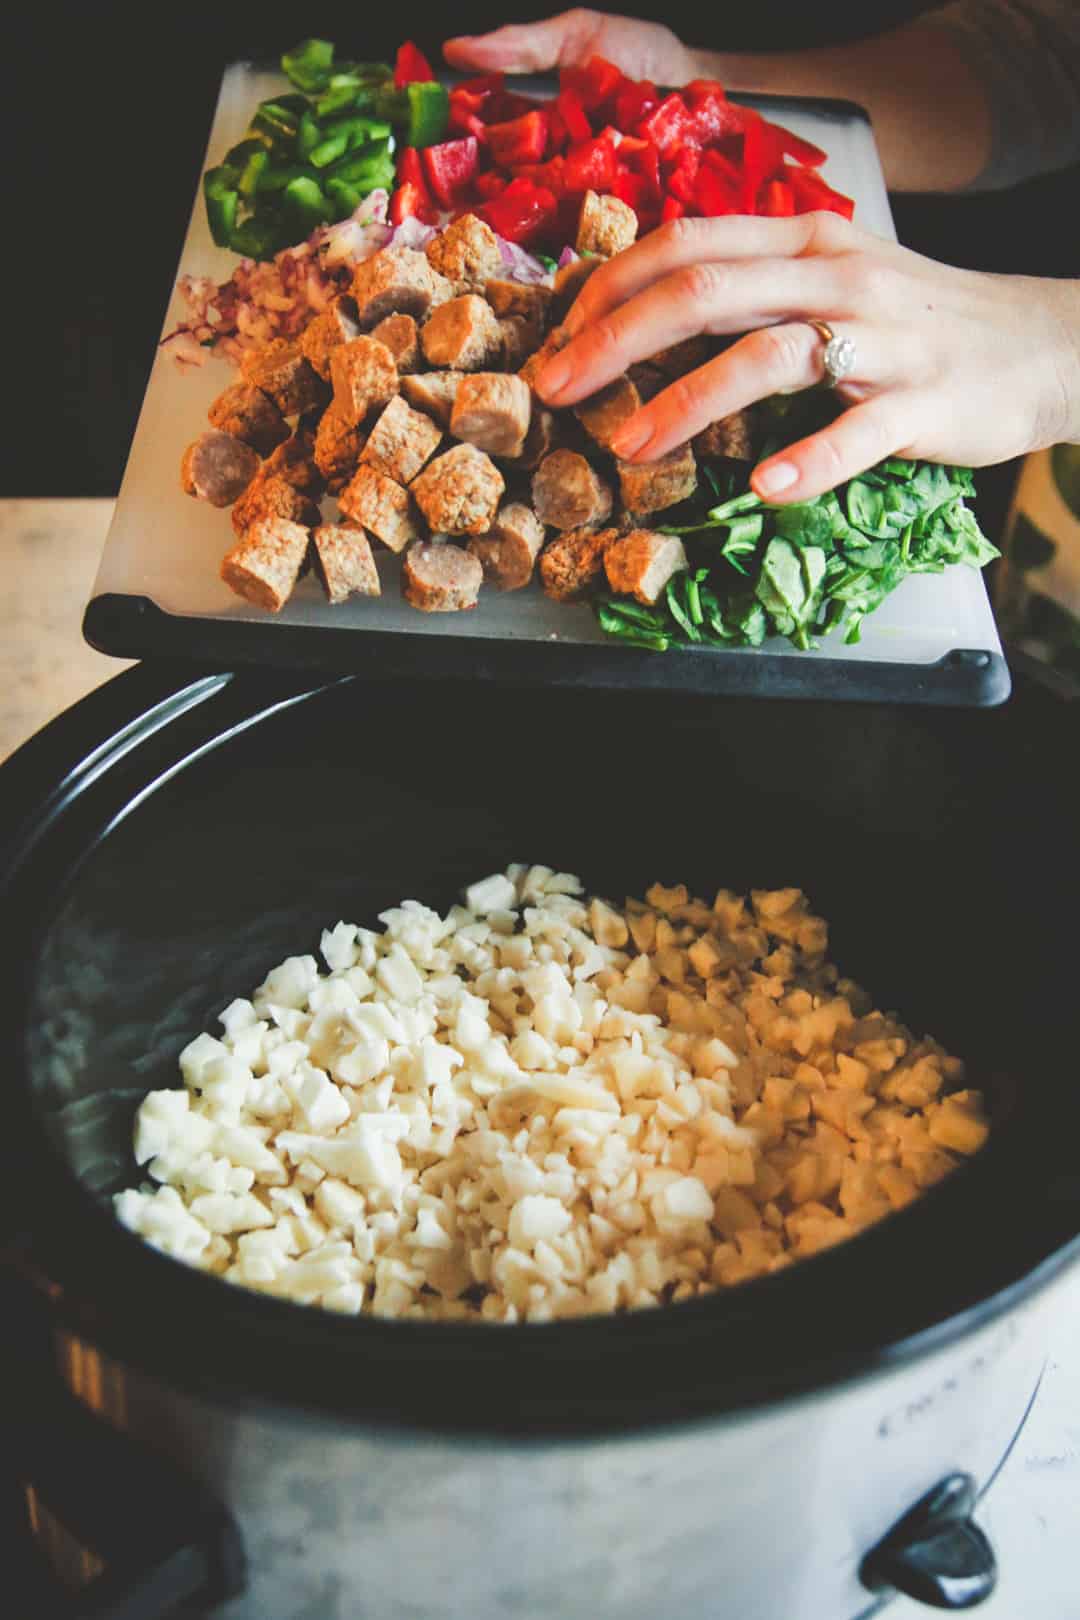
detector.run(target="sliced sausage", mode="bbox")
[411,444,506,536]
[360,395,443,484]
[552,256,601,320]
[402,542,484,612]
[450,373,532,458]
[181,431,259,507]
[538,528,619,603]
[313,402,366,493]
[693,410,756,461]
[426,214,504,294]
[532,449,613,531]
[604,530,688,605]
[400,370,463,428]
[514,406,560,471]
[617,444,697,515]
[310,524,381,603]
[207,384,289,457]
[484,279,555,327]
[627,361,667,402]
[574,375,642,452]
[652,337,710,378]
[300,296,361,381]
[518,325,570,394]
[421,294,503,371]
[577,190,637,257]
[240,339,329,416]
[330,336,399,428]
[230,474,321,537]
[261,430,324,495]
[337,465,421,554]
[371,312,421,373]
[221,518,310,612]
[468,503,546,590]
[498,314,544,372]
[351,247,453,326]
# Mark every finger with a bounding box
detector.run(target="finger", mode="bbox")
[562,212,862,339]
[751,395,918,503]
[540,260,852,408]
[611,322,899,462]
[444,15,579,74]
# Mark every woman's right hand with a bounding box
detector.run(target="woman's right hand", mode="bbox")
[444,9,697,86]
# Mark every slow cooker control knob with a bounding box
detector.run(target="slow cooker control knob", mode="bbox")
[860,1472,997,1610]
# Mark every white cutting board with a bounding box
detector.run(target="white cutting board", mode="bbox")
[88,64,1004,693]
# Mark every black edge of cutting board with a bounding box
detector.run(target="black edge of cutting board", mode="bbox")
[84,594,1012,707]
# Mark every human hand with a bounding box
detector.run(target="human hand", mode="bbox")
[534,212,1080,501]
[444,9,697,87]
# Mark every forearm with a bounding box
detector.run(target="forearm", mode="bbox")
[692,24,993,193]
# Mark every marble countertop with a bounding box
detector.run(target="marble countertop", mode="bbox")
[2,498,1077,1618]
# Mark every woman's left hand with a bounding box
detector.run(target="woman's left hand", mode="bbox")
[535,212,1080,500]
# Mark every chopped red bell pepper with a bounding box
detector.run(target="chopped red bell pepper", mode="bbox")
[665,147,700,206]
[611,169,646,216]
[485,89,545,124]
[785,164,855,219]
[396,146,426,187]
[478,177,559,245]
[777,129,828,168]
[627,139,662,203]
[701,148,743,185]
[389,182,437,225]
[682,78,726,101]
[637,93,694,158]
[473,170,508,200]
[448,87,489,141]
[615,79,658,132]
[554,89,592,145]
[660,196,686,223]
[684,91,746,147]
[740,110,787,210]
[420,136,479,208]
[695,165,740,217]
[561,133,618,194]
[561,55,625,112]
[760,178,795,216]
[509,156,566,194]
[455,73,505,98]
[486,109,549,169]
[393,41,435,89]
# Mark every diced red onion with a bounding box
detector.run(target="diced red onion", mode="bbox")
[557,245,579,270]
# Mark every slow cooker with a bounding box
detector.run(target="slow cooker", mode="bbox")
[2,657,1077,1619]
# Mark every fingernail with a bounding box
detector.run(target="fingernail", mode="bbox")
[754,460,798,497]
[612,421,653,459]
[537,356,571,397]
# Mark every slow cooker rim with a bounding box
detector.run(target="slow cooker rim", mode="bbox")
[4,660,1080,1438]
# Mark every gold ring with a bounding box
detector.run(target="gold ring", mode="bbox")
[806,318,856,387]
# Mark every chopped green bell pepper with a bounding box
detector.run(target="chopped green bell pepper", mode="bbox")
[325,177,363,218]
[228,214,288,260]
[310,132,349,169]
[251,99,302,146]
[296,110,322,160]
[281,38,335,94]
[203,166,239,247]
[238,147,269,198]
[405,80,449,148]
[283,175,333,234]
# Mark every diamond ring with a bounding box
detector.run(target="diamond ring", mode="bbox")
[806,319,856,388]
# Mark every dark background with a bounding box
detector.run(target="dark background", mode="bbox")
[5,0,1078,535]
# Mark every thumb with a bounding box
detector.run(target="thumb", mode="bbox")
[444,16,581,74]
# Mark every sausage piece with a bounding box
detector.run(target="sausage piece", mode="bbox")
[604,530,688,605]
[616,445,697,516]
[532,449,613,531]
[221,518,310,612]
[360,395,443,484]
[468,503,546,590]
[514,406,560,471]
[351,247,453,326]
[538,528,619,603]
[552,256,601,320]
[207,384,289,457]
[338,465,421,554]
[574,375,642,452]
[402,542,484,612]
[498,314,544,372]
[240,339,329,416]
[693,411,756,461]
[313,402,366,493]
[230,474,321,537]
[310,524,381,603]
[450,373,532,458]
[425,214,504,294]
[411,444,506,536]
[300,296,361,381]
[371,312,421,374]
[330,337,399,427]
[484,279,555,327]
[652,337,710,378]
[421,294,503,371]
[181,431,260,507]
[518,325,571,394]
[400,370,463,428]
[261,430,324,496]
[577,190,637,257]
